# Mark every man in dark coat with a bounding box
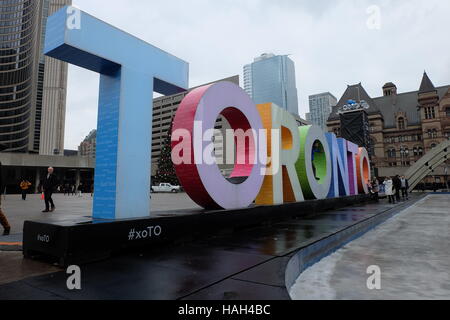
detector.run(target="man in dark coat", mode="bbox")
[0,161,11,235]
[41,167,58,213]
[393,175,402,202]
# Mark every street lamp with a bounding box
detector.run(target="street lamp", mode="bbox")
[445,166,449,191]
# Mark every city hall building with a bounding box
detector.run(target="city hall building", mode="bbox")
[0,0,71,155]
[327,72,450,185]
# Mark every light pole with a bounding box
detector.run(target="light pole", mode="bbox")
[445,166,449,191]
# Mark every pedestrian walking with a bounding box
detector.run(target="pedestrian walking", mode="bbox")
[400,176,409,200]
[383,177,396,204]
[77,183,83,197]
[0,205,10,236]
[64,183,70,196]
[0,161,10,236]
[370,178,380,202]
[393,175,402,201]
[40,167,58,213]
[19,179,32,200]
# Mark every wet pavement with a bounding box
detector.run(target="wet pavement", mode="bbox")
[0,252,60,287]
[290,194,450,300]
[0,194,429,300]
[0,193,202,237]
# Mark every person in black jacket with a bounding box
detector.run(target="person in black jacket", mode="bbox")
[41,167,58,213]
[400,176,409,200]
[0,161,11,235]
[393,175,402,202]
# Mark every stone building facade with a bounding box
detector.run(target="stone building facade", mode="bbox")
[327,72,450,184]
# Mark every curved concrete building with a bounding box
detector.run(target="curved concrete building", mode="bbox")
[0,0,40,152]
[0,0,70,154]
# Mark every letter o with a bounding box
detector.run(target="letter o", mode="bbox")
[296,126,332,199]
[172,81,266,210]
[357,148,371,194]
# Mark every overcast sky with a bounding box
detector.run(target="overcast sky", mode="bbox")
[65,0,450,149]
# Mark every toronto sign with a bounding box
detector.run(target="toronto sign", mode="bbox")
[45,6,371,219]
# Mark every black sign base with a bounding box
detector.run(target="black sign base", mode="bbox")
[23,195,370,266]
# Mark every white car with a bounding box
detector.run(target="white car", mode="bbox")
[151,183,181,193]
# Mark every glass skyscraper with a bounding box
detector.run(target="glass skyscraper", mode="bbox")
[0,0,70,153]
[0,0,39,152]
[308,92,337,131]
[244,53,299,116]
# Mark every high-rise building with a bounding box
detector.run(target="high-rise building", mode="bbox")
[308,92,337,130]
[78,129,96,158]
[0,0,70,154]
[244,53,299,116]
[39,0,71,156]
[305,112,311,122]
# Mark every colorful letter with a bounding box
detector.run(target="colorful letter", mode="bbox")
[44,6,188,219]
[356,147,371,194]
[296,126,332,200]
[255,103,304,205]
[326,133,350,197]
[346,141,359,195]
[172,82,265,210]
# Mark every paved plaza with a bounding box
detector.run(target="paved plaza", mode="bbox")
[1,193,449,299]
[290,194,450,300]
[0,192,201,286]
[0,192,440,299]
[1,192,201,236]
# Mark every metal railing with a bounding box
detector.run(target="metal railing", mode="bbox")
[405,140,450,192]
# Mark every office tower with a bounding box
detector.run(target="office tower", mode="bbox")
[305,112,311,122]
[79,129,97,158]
[0,0,40,152]
[0,0,70,154]
[308,92,337,130]
[244,53,299,116]
[39,0,71,155]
